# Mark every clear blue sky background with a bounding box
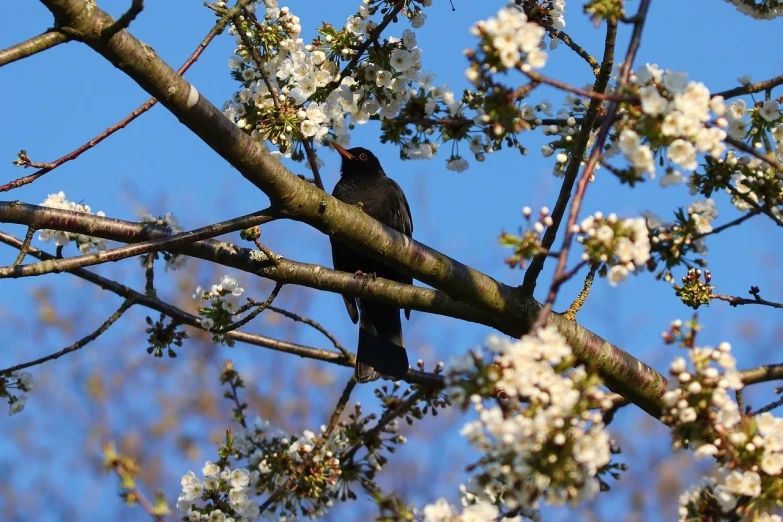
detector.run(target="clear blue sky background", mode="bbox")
[1,1,783,520]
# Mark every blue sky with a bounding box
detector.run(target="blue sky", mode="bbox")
[1,1,783,520]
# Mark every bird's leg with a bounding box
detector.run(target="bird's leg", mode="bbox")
[354,270,377,287]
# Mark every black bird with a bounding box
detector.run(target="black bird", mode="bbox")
[329,143,413,383]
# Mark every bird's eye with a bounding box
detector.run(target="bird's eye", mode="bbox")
[358,153,368,161]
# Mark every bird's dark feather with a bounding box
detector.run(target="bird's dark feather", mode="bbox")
[329,146,413,382]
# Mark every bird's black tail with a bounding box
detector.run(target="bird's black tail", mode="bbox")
[355,301,409,383]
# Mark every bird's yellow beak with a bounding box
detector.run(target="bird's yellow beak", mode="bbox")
[330,141,355,160]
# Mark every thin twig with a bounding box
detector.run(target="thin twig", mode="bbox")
[724,135,783,173]
[0,300,134,376]
[552,259,589,290]
[102,0,144,40]
[714,73,783,100]
[144,252,157,298]
[0,30,69,68]
[711,290,783,310]
[12,227,35,266]
[0,207,278,279]
[524,69,634,103]
[750,395,783,416]
[693,209,760,240]
[544,26,600,74]
[0,0,255,193]
[212,282,285,334]
[269,306,351,358]
[393,116,582,129]
[602,394,630,425]
[107,450,166,522]
[224,363,249,429]
[301,138,325,191]
[253,238,279,265]
[239,7,280,111]
[726,184,783,228]
[563,263,597,320]
[343,389,424,462]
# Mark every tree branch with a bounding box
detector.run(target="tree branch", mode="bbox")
[724,134,783,173]
[0,299,134,375]
[740,364,783,386]
[268,305,351,358]
[544,26,600,74]
[713,73,783,99]
[212,282,284,334]
[0,29,69,68]
[101,0,144,41]
[693,209,760,240]
[712,287,783,309]
[0,205,278,278]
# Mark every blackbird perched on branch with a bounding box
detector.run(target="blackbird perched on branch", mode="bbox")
[329,143,413,383]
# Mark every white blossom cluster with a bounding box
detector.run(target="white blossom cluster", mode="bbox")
[178,462,260,522]
[642,201,715,283]
[140,212,187,271]
[686,199,718,235]
[223,0,447,165]
[193,275,246,341]
[1,371,34,416]
[702,92,783,217]
[708,150,783,220]
[38,191,108,253]
[662,321,783,520]
[723,96,782,145]
[467,7,548,74]
[661,337,743,441]
[573,212,651,286]
[420,497,518,522]
[499,205,555,269]
[231,416,348,519]
[549,0,567,32]
[609,65,728,184]
[434,5,561,173]
[444,327,615,513]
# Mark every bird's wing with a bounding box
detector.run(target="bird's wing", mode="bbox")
[387,179,414,320]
